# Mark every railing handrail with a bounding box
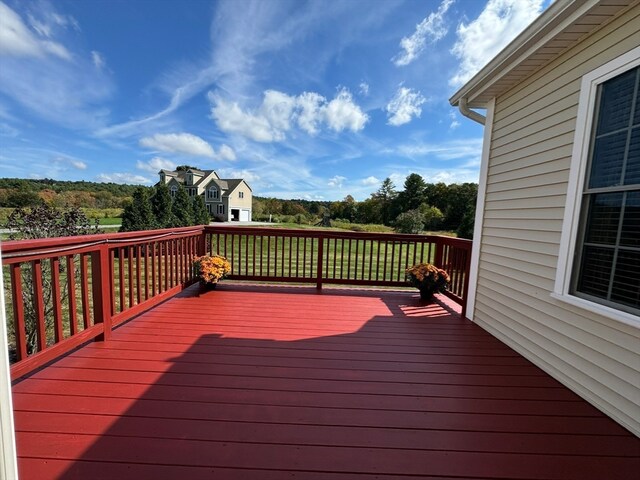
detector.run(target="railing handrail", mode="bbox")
[204,225,461,243]
[2,225,205,258]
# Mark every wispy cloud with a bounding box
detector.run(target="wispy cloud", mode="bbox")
[140,133,216,158]
[393,0,454,66]
[136,156,176,174]
[91,50,106,69]
[393,138,483,161]
[450,0,543,87]
[210,87,368,143]
[327,175,346,188]
[386,86,427,126]
[96,172,152,185]
[0,2,113,130]
[0,1,72,60]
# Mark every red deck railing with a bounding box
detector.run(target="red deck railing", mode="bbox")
[2,226,204,380]
[2,225,471,380]
[203,226,471,311]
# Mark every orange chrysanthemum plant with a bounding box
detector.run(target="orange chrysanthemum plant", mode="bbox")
[193,254,231,287]
[405,263,450,301]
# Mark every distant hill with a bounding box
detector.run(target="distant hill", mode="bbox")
[0,178,152,209]
[0,178,149,196]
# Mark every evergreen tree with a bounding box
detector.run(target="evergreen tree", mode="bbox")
[120,187,156,232]
[396,173,427,212]
[372,177,398,225]
[193,194,210,225]
[151,183,175,228]
[171,184,194,227]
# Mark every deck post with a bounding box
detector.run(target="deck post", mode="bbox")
[434,237,445,269]
[316,235,324,290]
[198,229,208,256]
[91,244,112,341]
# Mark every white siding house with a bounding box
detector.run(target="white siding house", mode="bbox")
[159,169,253,222]
[450,0,640,436]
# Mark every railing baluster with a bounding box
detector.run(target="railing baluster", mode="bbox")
[109,250,116,314]
[50,257,63,343]
[66,256,78,336]
[151,242,157,297]
[80,254,91,329]
[10,264,27,361]
[118,248,125,310]
[31,260,47,351]
[136,245,142,305]
[144,243,150,300]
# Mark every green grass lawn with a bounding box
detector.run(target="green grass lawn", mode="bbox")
[97,217,122,226]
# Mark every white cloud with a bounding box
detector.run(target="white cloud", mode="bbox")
[359,82,369,96]
[51,155,86,170]
[450,0,544,87]
[328,175,346,188]
[217,168,260,184]
[140,132,216,158]
[210,87,368,142]
[218,144,237,161]
[324,88,368,132]
[136,156,176,174]
[96,173,152,185]
[449,110,460,129]
[0,2,72,60]
[296,91,324,135]
[210,94,280,142]
[91,50,105,69]
[362,176,380,186]
[70,160,87,170]
[386,86,427,126]
[395,138,483,160]
[393,0,454,66]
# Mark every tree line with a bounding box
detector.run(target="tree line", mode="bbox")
[253,174,477,238]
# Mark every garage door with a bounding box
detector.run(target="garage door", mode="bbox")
[240,209,250,222]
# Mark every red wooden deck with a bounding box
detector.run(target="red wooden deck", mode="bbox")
[11,284,640,479]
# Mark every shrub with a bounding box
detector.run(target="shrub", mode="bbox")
[394,209,424,234]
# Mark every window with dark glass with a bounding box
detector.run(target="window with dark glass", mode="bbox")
[572,66,640,315]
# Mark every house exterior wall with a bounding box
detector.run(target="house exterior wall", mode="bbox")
[474,6,640,435]
[229,182,252,209]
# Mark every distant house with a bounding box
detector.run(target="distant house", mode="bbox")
[159,168,252,222]
[450,0,639,435]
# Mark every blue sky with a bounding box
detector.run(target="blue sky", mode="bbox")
[0,0,551,200]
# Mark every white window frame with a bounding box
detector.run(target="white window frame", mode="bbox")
[553,46,640,328]
[207,186,219,200]
[217,204,224,215]
[239,191,244,199]
[170,185,178,198]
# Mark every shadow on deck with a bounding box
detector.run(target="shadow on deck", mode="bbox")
[11,284,640,479]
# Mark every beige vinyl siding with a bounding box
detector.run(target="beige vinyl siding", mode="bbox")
[475,5,640,435]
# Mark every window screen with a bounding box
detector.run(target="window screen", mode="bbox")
[572,66,640,315]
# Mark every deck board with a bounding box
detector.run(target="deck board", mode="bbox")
[12,284,640,479]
